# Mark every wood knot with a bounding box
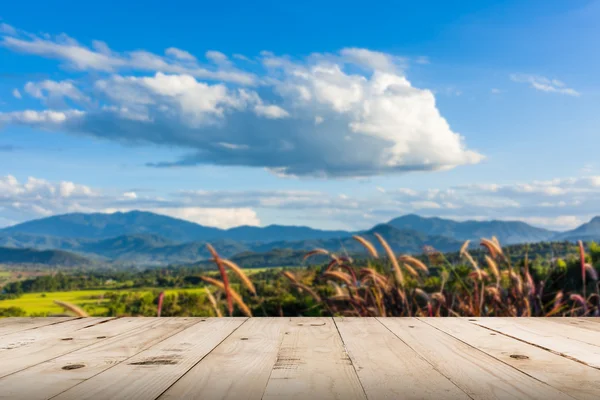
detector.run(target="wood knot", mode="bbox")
[62,364,85,370]
[510,354,529,360]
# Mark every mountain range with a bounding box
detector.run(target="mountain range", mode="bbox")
[1,211,599,267]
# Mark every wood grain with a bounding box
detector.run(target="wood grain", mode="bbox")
[0,317,76,337]
[334,317,470,400]
[52,318,247,400]
[379,318,572,400]
[468,317,600,368]
[0,317,126,378]
[0,317,199,400]
[261,317,366,400]
[422,317,600,400]
[159,317,288,400]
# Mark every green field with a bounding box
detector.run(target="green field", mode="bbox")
[0,288,207,316]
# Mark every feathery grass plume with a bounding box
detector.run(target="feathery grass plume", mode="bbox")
[338,256,354,264]
[328,281,345,297]
[374,233,403,287]
[480,238,502,258]
[492,236,501,248]
[53,300,89,317]
[460,240,471,255]
[204,287,222,317]
[579,241,587,299]
[352,235,379,258]
[157,291,165,317]
[463,251,479,271]
[414,288,430,302]
[468,270,489,281]
[585,263,598,281]
[206,244,233,316]
[440,269,450,292]
[337,264,358,285]
[281,271,322,302]
[402,262,419,278]
[546,291,564,316]
[485,286,501,302]
[510,271,523,296]
[221,258,256,295]
[570,293,587,314]
[431,292,446,303]
[282,270,299,284]
[398,255,429,274]
[303,248,330,261]
[525,271,536,296]
[200,276,252,317]
[484,255,500,281]
[293,282,323,303]
[323,270,354,287]
[359,268,389,290]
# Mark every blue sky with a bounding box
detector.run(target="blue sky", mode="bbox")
[1,0,599,231]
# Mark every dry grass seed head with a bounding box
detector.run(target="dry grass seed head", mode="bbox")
[374,233,404,287]
[206,243,233,316]
[303,248,330,261]
[204,287,223,317]
[398,255,429,274]
[200,276,252,317]
[480,238,503,258]
[352,235,379,258]
[220,258,256,295]
[460,240,471,255]
[53,300,89,317]
[484,255,500,280]
[323,270,354,287]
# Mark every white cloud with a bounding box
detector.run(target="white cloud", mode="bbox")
[24,80,88,103]
[122,191,137,200]
[0,24,483,178]
[0,23,17,35]
[490,88,503,94]
[411,201,442,209]
[0,109,84,125]
[1,30,255,85]
[165,47,196,61]
[12,89,22,99]
[339,48,404,72]
[2,173,600,231]
[150,207,259,228]
[510,74,580,96]
[0,174,260,229]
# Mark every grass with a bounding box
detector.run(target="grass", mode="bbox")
[202,235,600,317]
[1,288,207,316]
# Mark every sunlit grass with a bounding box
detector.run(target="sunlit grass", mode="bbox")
[1,288,207,316]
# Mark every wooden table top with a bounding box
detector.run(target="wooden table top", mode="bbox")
[0,317,599,399]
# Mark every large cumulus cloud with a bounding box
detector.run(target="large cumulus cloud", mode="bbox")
[0,25,483,178]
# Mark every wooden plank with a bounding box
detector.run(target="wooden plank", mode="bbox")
[542,317,600,333]
[334,317,470,400]
[52,318,247,400]
[0,317,147,378]
[379,318,572,400]
[0,317,76,337]
[422,317,600,400]
[0,317,201,400]
[159,318,288,400]
[514,317,600,346]
[261,317,366,400]
[469,317,600,368]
